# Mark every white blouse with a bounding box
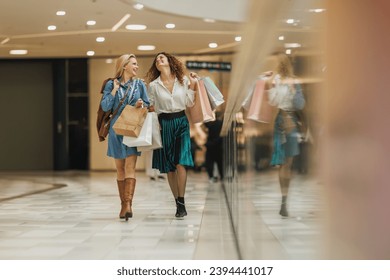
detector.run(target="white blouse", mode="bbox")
[268,74,299,111]
[148,75,195,114]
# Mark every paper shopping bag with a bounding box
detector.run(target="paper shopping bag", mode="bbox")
[122,111,153,147]
[202,77,225,110]
[138,112,163,151]
[246,80,272,123]
[113,105,148,137]
[187,79,215,124]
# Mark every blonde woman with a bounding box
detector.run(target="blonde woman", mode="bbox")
[267,54,305,217]
[100,54,150,221]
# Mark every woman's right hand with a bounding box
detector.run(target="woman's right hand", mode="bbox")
[111,79,120,96]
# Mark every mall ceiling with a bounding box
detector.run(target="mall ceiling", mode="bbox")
[0,0,325,59]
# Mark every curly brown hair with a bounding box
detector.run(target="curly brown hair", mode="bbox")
[145,52,185,85]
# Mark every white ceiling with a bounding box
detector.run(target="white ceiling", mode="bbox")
[0,0,325,59]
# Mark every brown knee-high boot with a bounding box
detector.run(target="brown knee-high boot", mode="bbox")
[124,177,136,220]
[117,180,126,219]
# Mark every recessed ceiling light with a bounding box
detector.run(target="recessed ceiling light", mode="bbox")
[235,36,242,42]
[285,49,292,55]
[96,37,105,42]
[106,59,114,64]
[203,18,216,23]
[87,20,96,26]
[309,8,326,13]
[137,45,156,51]
[209,43,218,48]
[10,50,28,55]
[165,23,175,29]
[278,36,285,41]
[87,51,95,56]
[56,11,66,16]
[286,19,295,24]
[48,25,56,31]
[284,43,301,48]
[133,3,144,10]
[126,24,147,30]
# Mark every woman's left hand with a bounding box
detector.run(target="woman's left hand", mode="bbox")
[135,98,143,108]
[189,72,199,90]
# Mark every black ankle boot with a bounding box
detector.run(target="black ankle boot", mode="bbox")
[176,197,187,218]
[279,195,288,217]
[175,198,179,217]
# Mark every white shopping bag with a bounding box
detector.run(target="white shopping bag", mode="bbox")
[122,112,152,147]
[138,112,163,151]
[202,77,225,110]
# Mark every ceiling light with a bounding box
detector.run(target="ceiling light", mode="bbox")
[87,51,95,56]
[137,45,156,51]
[309,8,326,13]
[111,14,131,31]
[96,37,105,42]
[56,11,66,16]
[203,18,216,23]
[48,25,56,31]
[209,43,218,48]
[286,19,295,24]
[235,36,242,42]
[133,3,144,10]
[106,59,114,64]
[278,36,285,41]
[284,43,301,48]
[126,24,147,30]
[10,50,28,55]
[165,23,175,29]
[285,49,292,55]
[1,37,10,44]
[87,20,96,26]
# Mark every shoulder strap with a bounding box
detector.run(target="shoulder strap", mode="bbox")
[109,81,133,119]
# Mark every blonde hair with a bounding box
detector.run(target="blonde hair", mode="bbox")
[276,53,294,78]
[114,54,136,78]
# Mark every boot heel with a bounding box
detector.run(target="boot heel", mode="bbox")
[125,211,132,221]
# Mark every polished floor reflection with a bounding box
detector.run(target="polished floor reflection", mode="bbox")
[0,169,323,260]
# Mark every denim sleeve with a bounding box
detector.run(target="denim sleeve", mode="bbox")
[100,80,115,112]
[293,84,305,110]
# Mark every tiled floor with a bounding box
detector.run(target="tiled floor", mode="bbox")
[0,169,323,260]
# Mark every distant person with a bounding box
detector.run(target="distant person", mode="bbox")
[146,52,198,218]
[203,111,224,182]
[100,54,150,221]
[144,150,165,181]
[267,53,305,217]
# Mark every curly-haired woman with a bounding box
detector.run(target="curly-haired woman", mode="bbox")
[146,52,198,218]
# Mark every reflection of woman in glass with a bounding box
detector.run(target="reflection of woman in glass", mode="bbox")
[146,52,198,218]
[100,54,150,221]
[267,54,305,217]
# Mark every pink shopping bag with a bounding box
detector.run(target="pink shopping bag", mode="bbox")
[187,79,215,124]
[246,80,272,123]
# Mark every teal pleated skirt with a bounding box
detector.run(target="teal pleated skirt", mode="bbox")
[270,111,300,166]
[152,114,194,173]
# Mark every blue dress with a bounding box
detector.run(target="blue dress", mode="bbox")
[100,78,150,159]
